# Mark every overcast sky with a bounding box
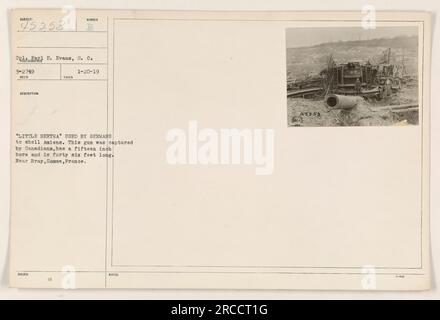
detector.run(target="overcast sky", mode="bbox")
[286,26,418,48]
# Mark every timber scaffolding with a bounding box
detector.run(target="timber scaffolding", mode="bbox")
[287,48,413,99]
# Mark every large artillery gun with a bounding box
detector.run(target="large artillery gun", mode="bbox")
[324,93,418,126]
[287,48,413,100]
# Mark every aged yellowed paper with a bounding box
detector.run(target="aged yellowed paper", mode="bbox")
[9,9,431,290]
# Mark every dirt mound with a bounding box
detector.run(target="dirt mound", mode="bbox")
[287,97,408,127]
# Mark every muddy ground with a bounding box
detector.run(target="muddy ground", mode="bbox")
[287,84,418,127]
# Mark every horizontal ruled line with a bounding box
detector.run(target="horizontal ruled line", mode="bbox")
[17,46,108,49]
[17,79,108,81]
[17,62,107,65]
[16,270,427,276]
[17,30,107,33]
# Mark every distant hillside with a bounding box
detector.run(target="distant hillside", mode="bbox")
[312,35,418,50]
[286,36,418,81]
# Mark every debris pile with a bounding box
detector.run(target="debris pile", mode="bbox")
[287,96,417,127]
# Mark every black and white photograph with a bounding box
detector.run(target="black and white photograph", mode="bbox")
[286,26,419,127]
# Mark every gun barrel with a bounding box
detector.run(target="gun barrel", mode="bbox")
[325,94,359,110]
